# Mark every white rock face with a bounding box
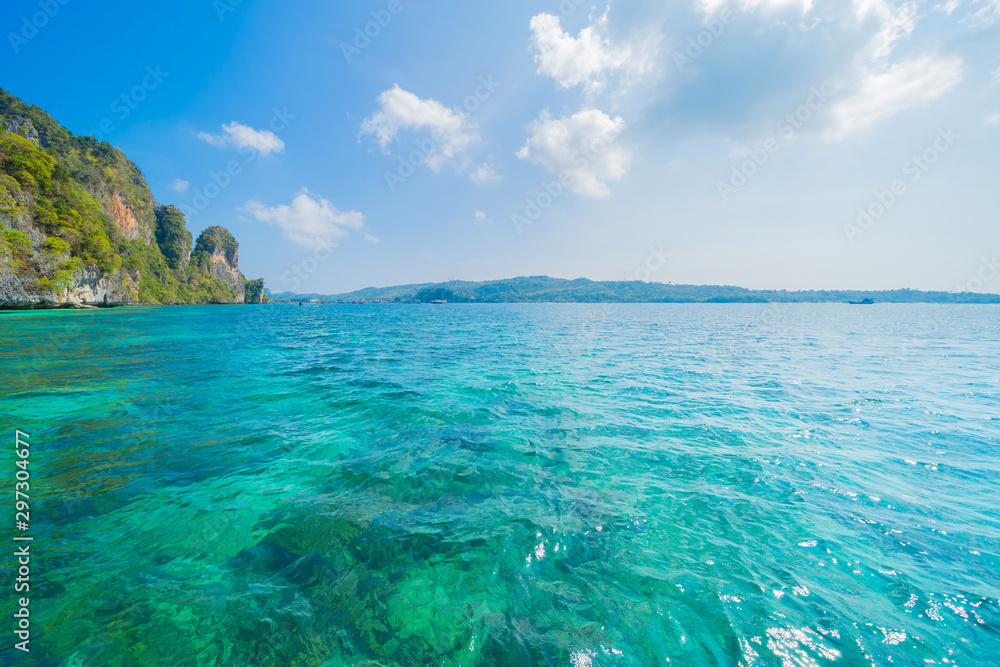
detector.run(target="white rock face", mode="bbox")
[1,193,139,308]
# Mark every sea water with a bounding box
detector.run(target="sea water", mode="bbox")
[0,304,997,666]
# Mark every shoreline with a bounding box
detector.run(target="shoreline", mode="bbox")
[5,300,1000,312]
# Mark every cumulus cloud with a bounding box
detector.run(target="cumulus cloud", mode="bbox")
[474,211,492,224]
[470,162,502,184]
[364,233,381,244]
[243,189,364,248]
[529,11,639,94]
[360,85,479,171]
[168,178,190,193]
[198,122,285,157]
[983,111,1000,125]
[516,109,630,197]
[827,53,963,139]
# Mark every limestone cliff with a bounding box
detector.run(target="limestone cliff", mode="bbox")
[2,117,38,144]
[191,226,245,304]
[109,193,145,242]
[0,88,263,307]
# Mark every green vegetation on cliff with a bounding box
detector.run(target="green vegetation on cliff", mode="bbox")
[154,205,192,271]
[191,225,238,270]
[0,127,120,275]
[0,88,264,305]
[244,278,266,304]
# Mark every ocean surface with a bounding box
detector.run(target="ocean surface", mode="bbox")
[1,303,998,666]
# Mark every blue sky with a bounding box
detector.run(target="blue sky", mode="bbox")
[2,0,999,293]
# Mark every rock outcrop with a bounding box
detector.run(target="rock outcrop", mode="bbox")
[109,193,142,241]
[1,87,264,307]
[244,278,265,304]
[192,226,245,304]
[0,103,152,307]
[2,116,38,144]
[154,205,192,270]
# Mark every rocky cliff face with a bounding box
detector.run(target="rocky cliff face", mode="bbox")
[1,88,263,307]
[109,193,143,242]
[0,185,139,307]
[2,117,38,144]
[192,226,245,304]
[244,278,265,304]
[0,110,149,307]
[0,251,139,307]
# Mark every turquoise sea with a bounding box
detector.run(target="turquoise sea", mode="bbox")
[1,304,998,666]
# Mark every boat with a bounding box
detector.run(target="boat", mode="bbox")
[849,298,875,305]
[431,299,447,304]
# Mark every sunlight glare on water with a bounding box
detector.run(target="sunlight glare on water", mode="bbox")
[1,303,998,666]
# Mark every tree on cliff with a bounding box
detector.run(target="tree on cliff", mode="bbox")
[191,226,239,269]
[244,278,265,304]
[1,87,262,306]
[154,205,192,271]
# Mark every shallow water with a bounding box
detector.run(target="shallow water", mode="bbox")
[1,303,998,666]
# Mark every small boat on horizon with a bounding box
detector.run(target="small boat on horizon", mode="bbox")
[431,299,447,304]
[849,298,875,305]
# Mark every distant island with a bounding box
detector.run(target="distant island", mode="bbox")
[0,89,264,309]
[271,276,1000,304]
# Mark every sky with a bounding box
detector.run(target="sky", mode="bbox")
[2,0,999,294]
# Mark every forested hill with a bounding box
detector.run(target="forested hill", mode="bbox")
[0,88,264,307]
[271,276,1000,304]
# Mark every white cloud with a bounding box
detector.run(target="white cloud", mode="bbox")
[470,162,502,184]
[935,0,961,15]
[360,85,479,171]
[699,0,813,15]
[198,122,285,157]
[364,233,381,244]
[827,53,963,139]
[529,11,638,94]
[474,211,493,224]
[854,0,919,60]
[168,178,190,193]
[516,109,630,197]
[243,188,364,248]
[965,0,1000,26]
[983,111,1000,125]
